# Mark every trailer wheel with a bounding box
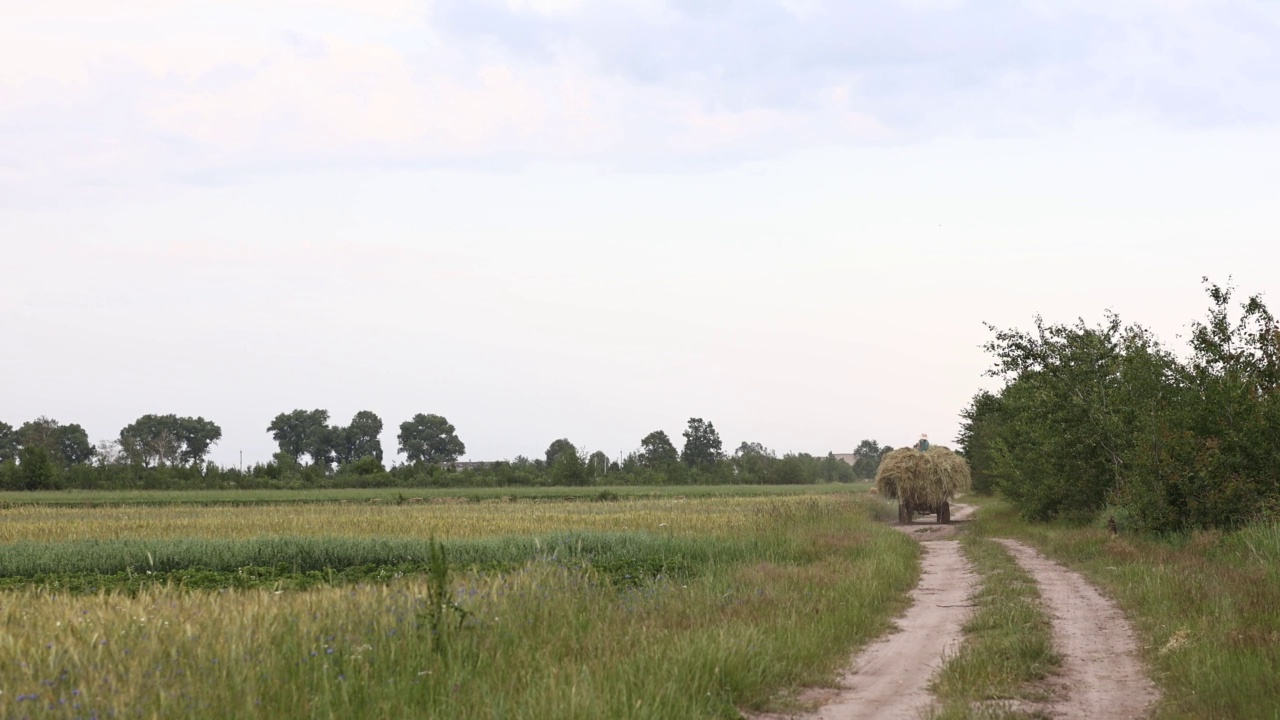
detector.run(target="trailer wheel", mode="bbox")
[940,501,951,524]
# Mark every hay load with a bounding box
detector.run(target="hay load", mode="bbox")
[875,446,971,524]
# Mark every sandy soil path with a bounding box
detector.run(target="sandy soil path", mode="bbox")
[995,539,1158,720]
[763,504,978,720]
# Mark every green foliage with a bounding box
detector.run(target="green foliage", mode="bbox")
[119,414,222,466]
[398,413,465,465]
[0,421,18,464]
[544,438,577,467]
[18,417,94,466]
[639,430,679,469]
[18,446,58,490]
[268,409,333,467]
[680,418,723,469]
[332,410,384,465]
[850,439,892,480]
[964,279,1280,531]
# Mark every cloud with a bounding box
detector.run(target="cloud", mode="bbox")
[2,0,1278,197]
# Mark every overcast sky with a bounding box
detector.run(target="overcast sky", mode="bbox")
[4,1,1280,467]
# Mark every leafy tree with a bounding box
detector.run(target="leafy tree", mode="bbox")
[177,417,222,465]
[587,450,610,478]
[732,441,775,481]
[18,446,57,490]
[0,421,17,464]
[18,417,94,466]
[544,438,578,467]
[268,410,333,467]
[851,439,891,480]
[680,418,723,468]
[332,411,384,466]
[120,415,223,467]
[398,414,465,465]
[638,430,678,469]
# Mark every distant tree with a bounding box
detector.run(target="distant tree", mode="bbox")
[588,450,610,478]
[545,438,578,467]
[332,410,384,466]
[0,422,17,464]
[18,446,56,490]
[19,417,94,466]
[177,417,222,465]
[680,418,723,468]
[733,441,776,481]
[638,430,678,469]
[119,415,182,466]
[120,414,222,467]
[268,410,333,467]
[398,414,465,465]
[851,439,890,479]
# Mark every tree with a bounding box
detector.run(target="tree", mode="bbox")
[732,441,776,481]
[332,411,384,466]
[177,417,222,465]
[638,430,678,469]
[545,438,578,466]
[588,450,610,478]
[0,422,17,464]
[268,410,333,467]
[120,414,222,467]
[680,418,723,468]
[398,414,465,465]
[18,446,57,490]
[851,439,889,479]
[18,417,94,466]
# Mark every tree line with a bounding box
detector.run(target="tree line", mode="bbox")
[961,279,1280,533]
[0,410,888,491]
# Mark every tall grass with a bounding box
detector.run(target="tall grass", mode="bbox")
[969,497,1280,720]
[0,483,867,508]
[0,495,840,543]
[0,495,918,719]
[929,532,1059,719]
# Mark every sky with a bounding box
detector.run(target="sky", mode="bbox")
[3,0,1280,467]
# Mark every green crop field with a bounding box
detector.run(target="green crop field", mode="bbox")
[0,485,914,718]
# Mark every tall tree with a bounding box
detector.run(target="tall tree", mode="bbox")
[268,410,333,467]
[178,416,222,465]
[0,421,17,464]
[680,418,723,468]
[398,414,465,464]
[19,417,94,466]
[544,438,578,467]
[638,430,678,469]
[851,439,888,479]
[332,410,384,466]
[587,450,610,477]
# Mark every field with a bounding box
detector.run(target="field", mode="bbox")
[0,485,918,718]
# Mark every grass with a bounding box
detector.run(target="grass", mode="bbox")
[0,483,868,508]
[966,496,1280,720]
[0,494,852,543]
[0,492,920,718]
[929,528,1059,719]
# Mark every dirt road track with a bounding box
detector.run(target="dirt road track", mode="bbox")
[771,505,979,720]
[996,539,1158,720]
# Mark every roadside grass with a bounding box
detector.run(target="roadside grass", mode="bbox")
[0,482,868,508]
[929,528,1059,719]
[967,496,1280,720]
[0,494,864,544]
[0,495,918,719]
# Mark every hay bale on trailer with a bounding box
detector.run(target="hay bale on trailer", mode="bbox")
[874,447,971,524]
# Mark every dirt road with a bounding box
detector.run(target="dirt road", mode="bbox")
[783,504,979,720]
[996,539,1157,719]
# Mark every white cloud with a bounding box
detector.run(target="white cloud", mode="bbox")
[2,0,1279,198]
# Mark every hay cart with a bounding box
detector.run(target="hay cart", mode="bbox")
[875,447,970,525]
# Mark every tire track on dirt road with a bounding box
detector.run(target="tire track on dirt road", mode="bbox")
[996,539,1158,720]
[756,504,978,720]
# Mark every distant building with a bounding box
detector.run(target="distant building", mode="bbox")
[832,453,857,466]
